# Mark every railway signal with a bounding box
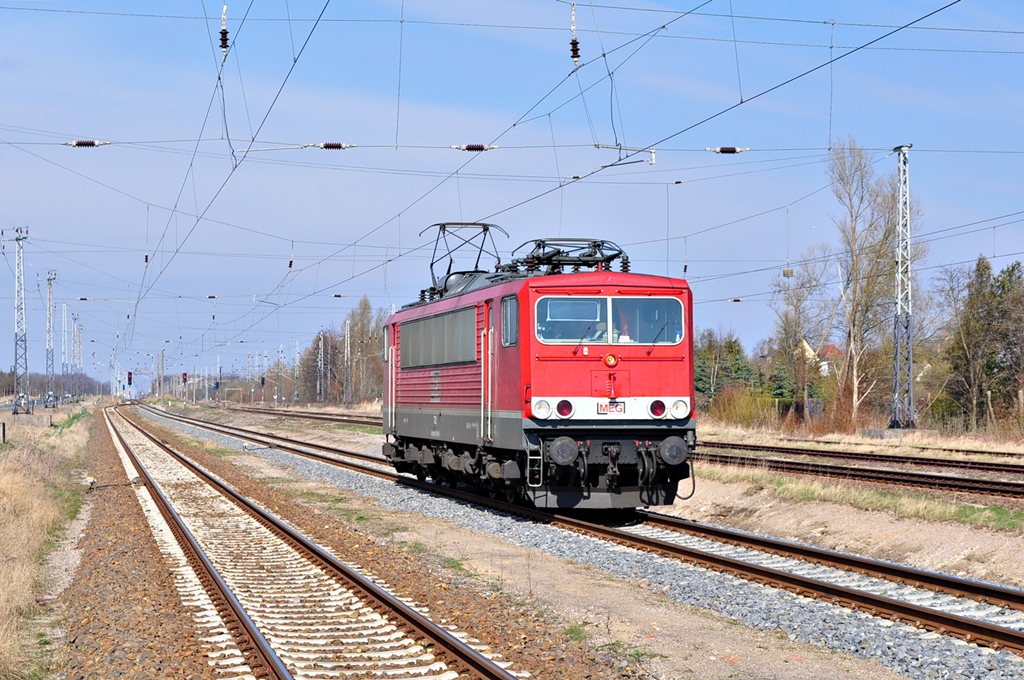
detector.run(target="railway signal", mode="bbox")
[127,371,133,386]
[182,372,188,384]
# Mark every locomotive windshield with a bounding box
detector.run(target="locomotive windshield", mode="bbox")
[536,296,683,345]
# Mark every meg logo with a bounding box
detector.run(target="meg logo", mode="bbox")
[597,401,625,415]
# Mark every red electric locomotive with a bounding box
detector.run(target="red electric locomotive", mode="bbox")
[382,224,696,509]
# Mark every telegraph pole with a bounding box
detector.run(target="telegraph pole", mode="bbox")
[890,144,915,429]
[46,271,57,406]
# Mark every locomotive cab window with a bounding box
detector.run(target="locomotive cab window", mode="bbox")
[536,296,683,345]
[536,297,608,343]
[501,296,519,347]
[612,298,683,344]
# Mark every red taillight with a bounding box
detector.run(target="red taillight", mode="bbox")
[604,354,618,367]
[649,400,666,417]
[557,400,573,417]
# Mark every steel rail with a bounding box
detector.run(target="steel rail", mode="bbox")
[222,404,1024,468]
[695,451,1024,497]
[133,404,1024,655]
[118,407,518,680]
[636,510,1024,611]
[700,439,1024,475]
[136,403,387,470]
[228,405,381,427]
[142,404,1024,604]
[103,408,293,680]
[546,512,1024,654]
[136,405,1024,655]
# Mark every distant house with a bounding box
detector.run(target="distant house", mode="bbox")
[817,343,844,376]
[799,339,845,376]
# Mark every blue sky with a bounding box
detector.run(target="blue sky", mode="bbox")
[1,1,1022,389]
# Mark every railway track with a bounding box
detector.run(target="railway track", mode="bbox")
[206,404,1024,497]
[695,451,1024,498]
[229,405,381,428]
[134,403,1024,656]
[109,406,520,680]
[220,404,1024,475]
[700,439,1024,475]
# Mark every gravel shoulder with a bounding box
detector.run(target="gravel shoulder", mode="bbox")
[50,412,215,679]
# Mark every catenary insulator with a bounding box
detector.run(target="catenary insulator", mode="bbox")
[451,144,497,151]
[570,38,580,64]
[317,142,355,149]
[706,147,750,154]
[62,140,110,147]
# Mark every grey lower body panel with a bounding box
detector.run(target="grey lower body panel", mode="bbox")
[527,484,677,509]
[389,405,524,450]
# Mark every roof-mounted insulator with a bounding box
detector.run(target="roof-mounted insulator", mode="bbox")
[620,255,631,273]
[220,5,229,63]
[706,147,750,154]
[451,144,497,152]
[570,2,580,70]
[62,140,110,147]
[314,142,356,150]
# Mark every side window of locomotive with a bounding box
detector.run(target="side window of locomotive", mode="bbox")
[536,297,607,343]
[611,298,683,344]
[399,307,476,368]
[501,296,519,347]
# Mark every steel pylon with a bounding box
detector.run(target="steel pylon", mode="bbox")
[13,229,29,413]
[890,144,915,429]
[45,271,56,405]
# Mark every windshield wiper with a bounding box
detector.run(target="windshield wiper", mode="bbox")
[646,323,668,355]
[572,321,597,355]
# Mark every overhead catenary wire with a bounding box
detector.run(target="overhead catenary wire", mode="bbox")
[476,0,965,225]
[3,0,1014,372]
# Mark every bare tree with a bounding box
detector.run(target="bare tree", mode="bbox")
[770,242,837,416]
[828,139,901,426]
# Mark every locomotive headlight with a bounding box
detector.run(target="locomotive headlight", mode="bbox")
[533,400,552,419]
[670,399,690,419]
[658,436,689,466]
[604,354,618,367]
[549,436,579,466]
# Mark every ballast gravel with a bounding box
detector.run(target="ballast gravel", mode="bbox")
[147,410,1024,680]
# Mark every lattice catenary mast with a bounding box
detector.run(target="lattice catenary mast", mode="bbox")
[62,303,68,399]
[317,330,324,403]
[890,144,915,429]
[13,229,29,412]
[46,270,56,404]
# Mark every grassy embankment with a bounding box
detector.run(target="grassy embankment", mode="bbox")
[0,409,90,679]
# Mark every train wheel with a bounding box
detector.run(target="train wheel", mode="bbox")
[415,468,427,483]
[504,487,518,504]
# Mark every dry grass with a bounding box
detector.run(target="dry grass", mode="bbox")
[0,411,90,679]
[699,415,1024,458]
[698,463,1024,531]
